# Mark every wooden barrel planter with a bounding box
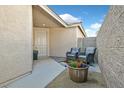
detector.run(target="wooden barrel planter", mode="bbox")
[68,65,89,83]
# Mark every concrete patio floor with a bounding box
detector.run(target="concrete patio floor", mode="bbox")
[6,58,65,88]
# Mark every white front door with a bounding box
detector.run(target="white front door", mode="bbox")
[34,28,49,57]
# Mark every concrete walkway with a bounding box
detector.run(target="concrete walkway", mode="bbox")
[6,58,65,88]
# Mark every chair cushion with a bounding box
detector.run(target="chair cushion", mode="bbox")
[85,47,96,55]
[71,48,79,54]
[78,55,86,58]
[67,54,75,56]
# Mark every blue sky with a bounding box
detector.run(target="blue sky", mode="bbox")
[48,5,110,37]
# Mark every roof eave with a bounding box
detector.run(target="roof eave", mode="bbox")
[39,5,68,27]
[68,23,87,37]
[38,5,87,37]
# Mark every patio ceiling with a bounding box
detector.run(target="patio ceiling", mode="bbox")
[33,5,64,28]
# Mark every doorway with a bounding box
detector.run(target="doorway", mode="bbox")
[33,27,49,58]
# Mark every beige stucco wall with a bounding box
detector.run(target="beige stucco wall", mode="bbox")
[49,27,78,57]
[0,6,33,84]
[97,6,124,87]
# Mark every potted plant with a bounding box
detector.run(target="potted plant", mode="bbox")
[68,59,89,83]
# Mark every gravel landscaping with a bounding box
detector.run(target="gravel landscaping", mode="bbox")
[46,68,106,88]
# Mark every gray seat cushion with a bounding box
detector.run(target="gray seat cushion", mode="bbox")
[71,48,79,54]
[86,47,96,55]
[78,55,86,58]
[67,54,75,56]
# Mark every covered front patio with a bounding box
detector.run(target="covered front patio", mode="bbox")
[32,5,85,60]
